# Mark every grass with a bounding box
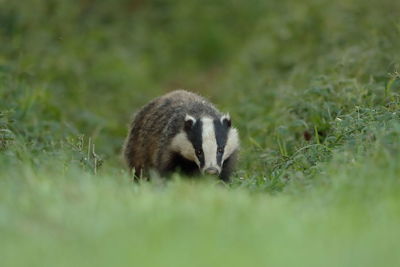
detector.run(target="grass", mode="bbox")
[1,0,400,266]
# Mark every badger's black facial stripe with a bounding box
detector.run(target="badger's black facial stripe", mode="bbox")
[184,119,205,168]
[213,119,229,166]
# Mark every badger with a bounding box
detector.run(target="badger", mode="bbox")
[123,90,240,182]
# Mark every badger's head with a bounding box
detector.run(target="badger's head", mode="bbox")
[171,114,239,176]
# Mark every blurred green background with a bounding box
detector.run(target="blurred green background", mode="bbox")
[1,0,400,266]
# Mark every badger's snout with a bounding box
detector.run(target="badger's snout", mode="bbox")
[204,167,219,175]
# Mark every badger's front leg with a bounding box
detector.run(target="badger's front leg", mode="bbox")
[219,151,238,182]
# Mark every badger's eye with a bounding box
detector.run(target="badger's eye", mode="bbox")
[196,149,203,157]
[217,147,224,154]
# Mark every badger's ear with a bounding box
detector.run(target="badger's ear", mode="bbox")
[221,114,231,128]
[184,114,196,131]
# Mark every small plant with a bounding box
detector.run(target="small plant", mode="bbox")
[66,135,103,174]
[0,111,15,151]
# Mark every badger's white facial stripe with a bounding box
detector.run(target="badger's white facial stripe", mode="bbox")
[223,128,239,161]
[170,132,200,166]
[201,117,220,173]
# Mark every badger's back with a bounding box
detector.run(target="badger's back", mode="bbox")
[123,90,220,175]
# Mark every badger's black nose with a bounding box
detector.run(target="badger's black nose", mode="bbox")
[205,167,219,175]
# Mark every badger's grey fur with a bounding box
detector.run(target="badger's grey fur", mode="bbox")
[123,90,240,182]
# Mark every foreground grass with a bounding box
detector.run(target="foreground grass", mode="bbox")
[1,143,400,267]
[1,0,400,266]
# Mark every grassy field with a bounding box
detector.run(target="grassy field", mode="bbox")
[1,0,400,266]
